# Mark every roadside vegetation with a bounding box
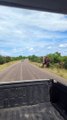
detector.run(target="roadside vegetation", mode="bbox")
[0,61,18,72]
[0,55,27,65]
[28,52,67,79]
[0,55,27,71]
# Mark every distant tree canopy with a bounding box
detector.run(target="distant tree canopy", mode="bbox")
[0,55,6,64]
[0,55,27,65]
[5,56,12,63]
[28,55,42,63]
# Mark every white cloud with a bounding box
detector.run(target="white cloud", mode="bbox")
[47,46,52,49]
[0,5,67,34]
[0,6,67,56]
[59,43,67,48]
[12,48,24,53]
[15,30,22,34]
[0,5,67,42]
[29,48,34,51]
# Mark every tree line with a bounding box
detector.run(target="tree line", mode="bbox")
[28,52,67,69]
[0,55,27,64]
[0,52,67,69]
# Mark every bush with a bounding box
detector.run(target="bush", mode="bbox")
[47,52,61,64]
[5,56,11,62]
[64,60,67,69]
[0,56,6,64]
[28,55,42,63]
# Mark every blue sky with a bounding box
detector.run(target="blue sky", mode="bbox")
[0,5,67,56]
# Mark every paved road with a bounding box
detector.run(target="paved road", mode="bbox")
[0,59,66,84]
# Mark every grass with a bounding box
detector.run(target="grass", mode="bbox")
[0,61,19,72]
[31,62,67,79]
[48,67,67,79]
[31,62,42,68]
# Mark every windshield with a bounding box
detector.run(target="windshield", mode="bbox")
[0,5,67,82]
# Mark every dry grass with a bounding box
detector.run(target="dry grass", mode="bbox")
[31,62,67,79]
[0,61,19,72]
[31,62,42,68]
[48,67,67,79]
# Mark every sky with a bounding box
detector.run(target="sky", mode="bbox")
[0,5,67,56]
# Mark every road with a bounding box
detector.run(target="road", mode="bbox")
[0,59,66,84]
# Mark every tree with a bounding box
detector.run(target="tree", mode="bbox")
[47,52,61,64]
[5,56,11,62]
[63,56,67,69]
[0,55,6,64]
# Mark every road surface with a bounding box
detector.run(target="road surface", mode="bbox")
[0,59,66,84]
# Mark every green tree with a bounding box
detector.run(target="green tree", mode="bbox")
[0,55,6,64]
[5,56,11,62]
